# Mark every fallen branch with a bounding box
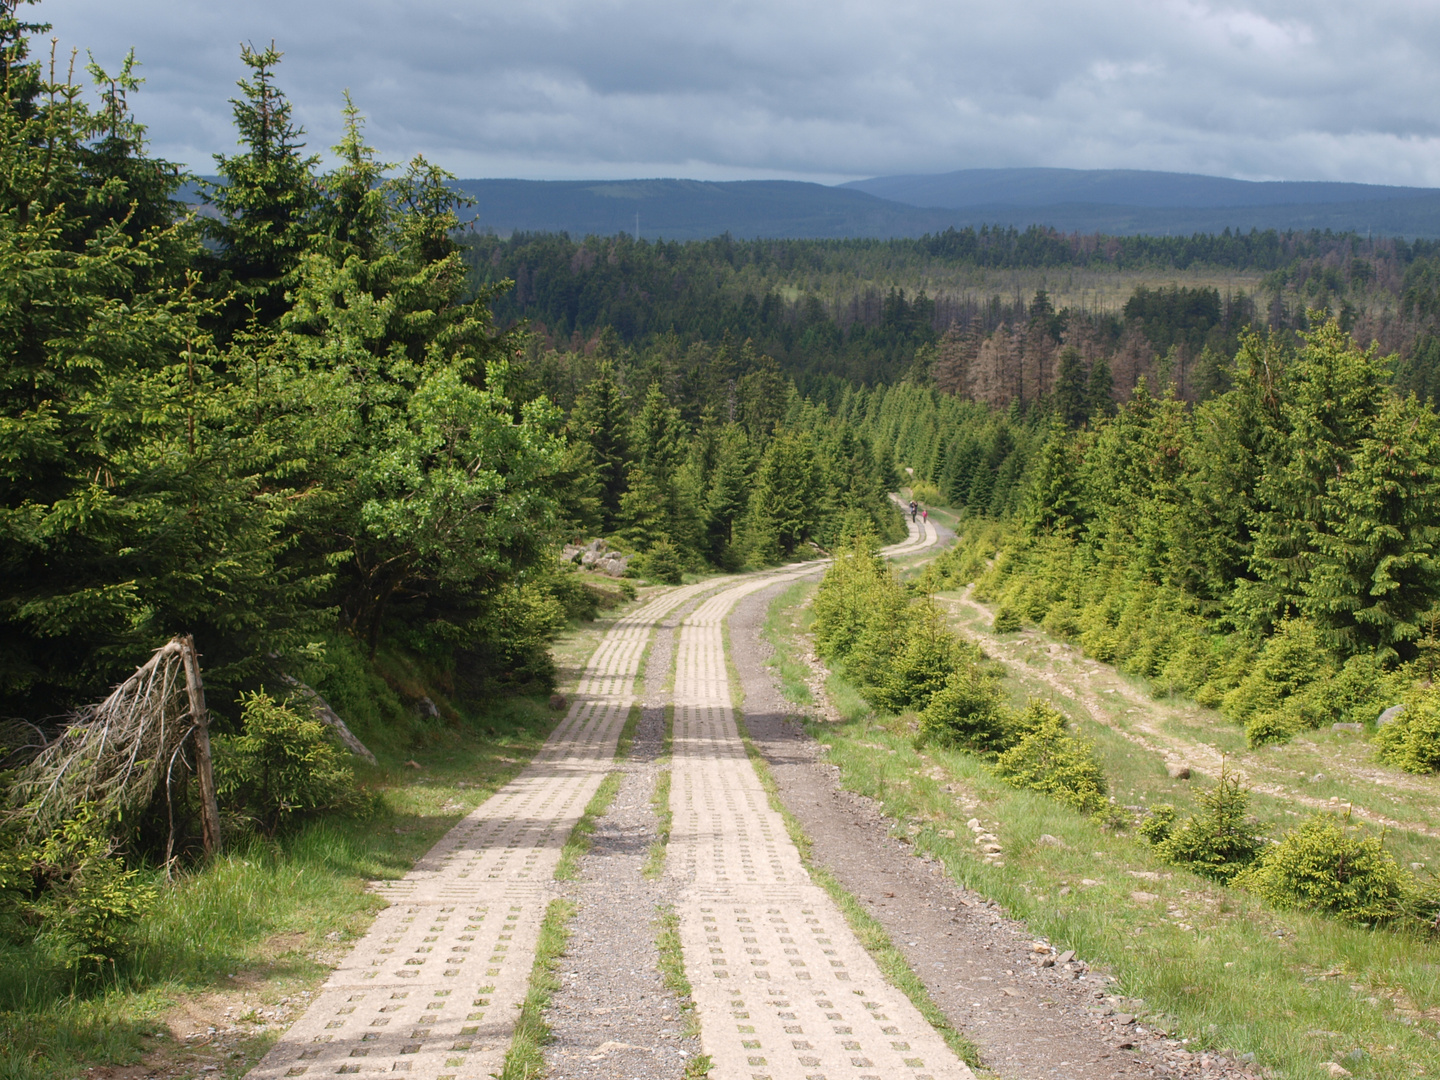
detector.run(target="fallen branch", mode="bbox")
[280,675,378,764]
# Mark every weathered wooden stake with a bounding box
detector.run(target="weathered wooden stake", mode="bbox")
[179,634,223,855]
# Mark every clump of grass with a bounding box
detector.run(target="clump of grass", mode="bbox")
[644,769,673,880]
[763,579,817,706]
[655,905,700,1038]
[555,772,623,881]
[498,897,575,1080]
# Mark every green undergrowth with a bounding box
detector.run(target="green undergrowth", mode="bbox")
[730,717,984,1071]
[765,586,1440,1080]
[499,897,575,1080]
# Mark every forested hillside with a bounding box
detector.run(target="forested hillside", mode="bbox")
[0,0,906,979]
[0,22,901,730]
[466,228,1440,400]
[866,318,1440,749]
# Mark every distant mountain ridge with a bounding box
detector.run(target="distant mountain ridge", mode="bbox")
[841,167,1435,210]
[186,170,1440,240]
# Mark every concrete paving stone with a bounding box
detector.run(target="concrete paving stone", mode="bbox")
[248,578,727,1080]
[665,519,970,1080]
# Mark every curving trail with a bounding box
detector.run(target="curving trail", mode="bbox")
[666,518,972,1080]
[246,515,947,1080]
[245,578,727,1080]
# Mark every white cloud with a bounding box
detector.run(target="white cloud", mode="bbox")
[32,0,1440,186]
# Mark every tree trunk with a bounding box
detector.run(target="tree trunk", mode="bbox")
[179,634,223,855]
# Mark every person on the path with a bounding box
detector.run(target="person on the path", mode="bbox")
[909,500,918,522]
[922,507,928,525]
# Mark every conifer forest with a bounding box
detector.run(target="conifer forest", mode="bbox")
[12,3,1440,1078]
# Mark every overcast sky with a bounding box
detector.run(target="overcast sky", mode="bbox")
[33,0,1440,187]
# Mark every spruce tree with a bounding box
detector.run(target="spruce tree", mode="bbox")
[570,362,629,531]
[1242,319,1387,634]
[705,424,753,562]
[204,42,320,331]
[1053,346,1088,428]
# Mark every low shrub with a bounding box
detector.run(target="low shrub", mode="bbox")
[1140,767,1262,882]
[1234,813,1412,925]
[992,605,1023,633]
[869,604,968,713]
[31,809,156,969]
[918,665,1012,755]
[910,481,941,505]
[1374,688,1440,774]
[213,693,358,837]
[993,702,1108,813]
[0,806,156,970]
[1245,708,1302,748]
[638,538,684,585]
[1221,618,1333,731]
[1138,803,1177,845]
[1040,600,1081,639]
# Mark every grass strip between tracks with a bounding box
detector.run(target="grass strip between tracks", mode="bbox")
[498,897,575,1080]
[644,704,676,880]
[656,903,708,1063]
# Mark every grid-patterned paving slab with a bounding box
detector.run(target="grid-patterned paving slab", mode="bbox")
[247,579,727,1080]
[686,894,960,1080]
[668,519,969,1080]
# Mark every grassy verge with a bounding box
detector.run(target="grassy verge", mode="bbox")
[765,583,1440,1080]
[0,700,556,1080]
[763,579,817,706]
[730,711,984,1070]
[655,905,702,1040]
[498,898,576,1080]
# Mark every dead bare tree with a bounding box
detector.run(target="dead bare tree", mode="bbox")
[6,635,222,859]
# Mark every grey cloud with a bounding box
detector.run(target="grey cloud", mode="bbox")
[36,0,1440,185]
